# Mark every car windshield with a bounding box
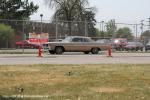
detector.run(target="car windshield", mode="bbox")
[62,37,72,42]
[62,36,93,43]
[83,38,93,42]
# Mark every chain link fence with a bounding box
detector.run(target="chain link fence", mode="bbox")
[0,19,150,53]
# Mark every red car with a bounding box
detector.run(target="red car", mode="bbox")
[15,40,40,49]
[112,38,128,51]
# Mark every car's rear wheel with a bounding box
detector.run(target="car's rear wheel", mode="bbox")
[91,48,99,54]
[55,47,64,54]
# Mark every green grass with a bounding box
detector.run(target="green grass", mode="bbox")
[0,64,150,100]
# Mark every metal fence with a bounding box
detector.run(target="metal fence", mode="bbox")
[0,19,150,50]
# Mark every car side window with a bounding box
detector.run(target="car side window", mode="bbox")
[83,38,91,42]
[72,38,82,42]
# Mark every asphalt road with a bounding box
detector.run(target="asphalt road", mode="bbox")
[0,53,150,65]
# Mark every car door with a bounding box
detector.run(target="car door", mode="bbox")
[70,38,83,51]
[82,38,93,51]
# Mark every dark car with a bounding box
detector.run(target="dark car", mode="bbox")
[145,41,150,51]
[124,41,144,51]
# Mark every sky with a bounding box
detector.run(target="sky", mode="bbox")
[29,0,150,24]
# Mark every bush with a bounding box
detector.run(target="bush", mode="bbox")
[0,24,15,48]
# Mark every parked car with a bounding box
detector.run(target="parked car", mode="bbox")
[96,39,114,50]
[45,36,111,54]
[124,41,144,51]
[96,39,111,45]
[15,40,40,49]
[145,41,150,51]
[50,39,63,42]
[111,38,128,51]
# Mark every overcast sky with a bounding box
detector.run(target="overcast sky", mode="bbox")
[29,0,150,24]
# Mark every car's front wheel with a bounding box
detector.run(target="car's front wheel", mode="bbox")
[91,48,99,54]
[55,47,64,54]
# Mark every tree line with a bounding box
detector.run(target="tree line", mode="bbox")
[0,0,38,48]
[0,0,150,48]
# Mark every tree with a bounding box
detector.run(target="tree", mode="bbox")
[0,0,39,19]
[116,27,134,40]
[141,30,150,39]
[0,24,15,48]
[84,10,96,36]
[95,28,107,38]
[141,30,150,44]
[106,20,117,37]
[45,0,96,36]
[46,0,89,20]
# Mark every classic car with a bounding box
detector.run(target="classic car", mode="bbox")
[46,36,111,54]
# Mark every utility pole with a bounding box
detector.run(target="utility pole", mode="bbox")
[148,17,150,31]
[140,20,144,35]
[112,19,116,38]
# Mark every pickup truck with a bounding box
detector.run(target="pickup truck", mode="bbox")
[45,36,111,54]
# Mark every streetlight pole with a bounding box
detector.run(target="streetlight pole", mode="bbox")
[22,18,26,53]
[101,21,104,32]
[55,14,58,41]
[85,19,88,37]
[40,14,43,33]
[101,21,104,38]
[135,24,138,41]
